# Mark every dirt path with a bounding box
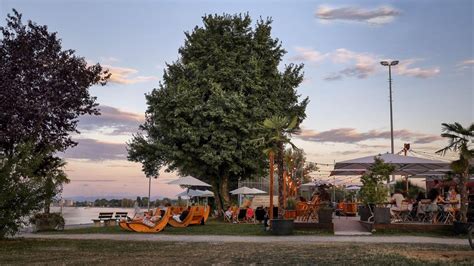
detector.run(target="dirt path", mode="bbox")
[20,233,468,246]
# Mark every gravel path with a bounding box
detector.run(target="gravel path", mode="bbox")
[20,233,468,246]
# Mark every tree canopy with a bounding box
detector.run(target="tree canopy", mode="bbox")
[0,10,108,237]
[128,14,308,211]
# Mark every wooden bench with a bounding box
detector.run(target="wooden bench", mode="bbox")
[92,212,114,227]
[115,212,129,221]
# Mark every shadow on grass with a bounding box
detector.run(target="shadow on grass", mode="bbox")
[41,219,332,236]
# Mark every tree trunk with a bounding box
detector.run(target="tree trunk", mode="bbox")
[211,178,223,216]
[460,171,468,223]
[220,175,230,209]
[277,143,284,219]
[269,152,274,221]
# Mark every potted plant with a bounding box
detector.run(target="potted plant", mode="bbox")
[436,122,473,234]
[317,202,333,224]
[30,212,65,232]
[284,197,297,219]
[359,157,395,224]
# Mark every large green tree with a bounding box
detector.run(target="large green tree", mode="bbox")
[436,122,473,223]
[128,14,308,212]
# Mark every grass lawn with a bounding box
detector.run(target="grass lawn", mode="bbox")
[47,219,332,236]
[1,239,473,265]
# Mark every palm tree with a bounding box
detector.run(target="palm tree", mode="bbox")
[262,116,299,219]
[436,122,474,223]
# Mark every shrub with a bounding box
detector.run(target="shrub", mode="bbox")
[30,213,65,231]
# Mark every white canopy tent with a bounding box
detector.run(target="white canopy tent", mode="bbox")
[331,153,450,177]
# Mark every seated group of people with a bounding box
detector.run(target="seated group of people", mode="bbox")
[389,184,461,223]
[224,204,255,223]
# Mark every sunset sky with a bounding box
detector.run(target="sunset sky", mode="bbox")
[1,0,472,199]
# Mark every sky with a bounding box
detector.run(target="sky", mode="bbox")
[1,0,472,199]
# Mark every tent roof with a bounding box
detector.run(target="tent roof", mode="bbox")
[230,186,266,195]
[176,189,214,198]
[331,153,450,176]
[167,176,212,187]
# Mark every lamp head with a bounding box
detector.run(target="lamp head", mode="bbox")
[380,61,389,66]
[390,60,399,66]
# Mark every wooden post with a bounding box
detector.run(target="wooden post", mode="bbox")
[283,170,287,209]
[269,152,274,222]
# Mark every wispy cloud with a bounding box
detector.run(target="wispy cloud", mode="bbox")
[296,128,442,144]
[61,138,127,161]
[290,47,327,63]
[104,65,158,85]
[316,5,400,25]
[394,59,440,78]
[456,59,474,71]
[99,56,120,64]
[317,48,440,81]
[79,105,144,135]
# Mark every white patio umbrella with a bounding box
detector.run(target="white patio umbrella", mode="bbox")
[230,186,267,206]
[167,176,212,187]
[168,176,212,206]
[331,153,450,176]
[346,185,361,191]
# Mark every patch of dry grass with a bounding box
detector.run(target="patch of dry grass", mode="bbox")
[0,239,471,265]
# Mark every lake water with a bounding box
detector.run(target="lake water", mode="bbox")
[50,207,144,225]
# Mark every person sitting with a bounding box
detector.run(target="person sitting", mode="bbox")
[173,206,190,222]
[246,207,254,222]
[224,206,233,222]
[447,186,461,209]
[390,189,405,216]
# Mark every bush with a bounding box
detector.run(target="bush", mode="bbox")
[30,213,65,232]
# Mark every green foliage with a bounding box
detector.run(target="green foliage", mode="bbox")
[0,142,48,238]
[286,197,297,210]
[393,180,425,199]
[128,14,308,211]
[29,212,65,231]
[284,148,318,184]
[359,157,395,205]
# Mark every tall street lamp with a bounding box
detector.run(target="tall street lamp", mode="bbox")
[380,60,399,154]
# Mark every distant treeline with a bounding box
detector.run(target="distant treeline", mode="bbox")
[74,197,186,208]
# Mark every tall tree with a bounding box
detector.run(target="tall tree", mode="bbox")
[436,122,474,223]
[0,10,108,236]
[128,14,308,213]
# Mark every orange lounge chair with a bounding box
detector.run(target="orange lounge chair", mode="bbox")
[168,205,210,228]
[119,208,171,233]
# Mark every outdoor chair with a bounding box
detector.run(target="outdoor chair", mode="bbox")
[222,209,233,223]
[237,208,247,223]
[255,208,265,223]
[115,212,129,222]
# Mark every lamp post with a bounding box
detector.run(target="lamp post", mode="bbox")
[380,60,399,154]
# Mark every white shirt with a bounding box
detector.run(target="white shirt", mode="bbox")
[391,193,405,208]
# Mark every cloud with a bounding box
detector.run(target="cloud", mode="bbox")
[321,49,440,81]
[79,105,144,135]
[104,65,158,85]
[394,59,440,78]
[296,128,442,144]
[325,48,377,80]
[316,5,400,25]
[290,47,327,63]
[61,138,127,161]
[456,59,474,71]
